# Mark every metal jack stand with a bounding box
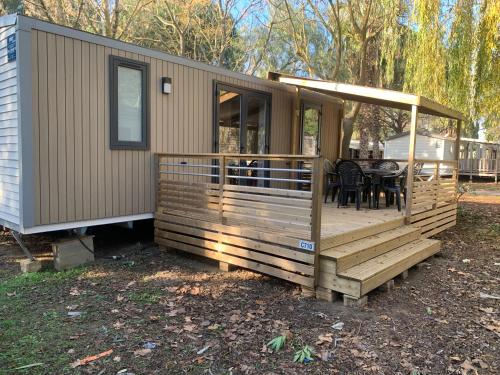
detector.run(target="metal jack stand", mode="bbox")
[11,231,36,261]
[12,231,42,273]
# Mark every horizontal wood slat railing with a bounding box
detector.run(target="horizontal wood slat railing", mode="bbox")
[154,153,324,288]
[407,159,458,237]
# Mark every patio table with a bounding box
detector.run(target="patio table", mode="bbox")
[362,168,403,208]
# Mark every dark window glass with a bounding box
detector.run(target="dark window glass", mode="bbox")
[110,56,149,150]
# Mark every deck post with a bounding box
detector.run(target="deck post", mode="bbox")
[454,120,462,190]
[154,154,160,213]
[405,105,419,223]
[494,147,498,183]
[218,155,226,224]
[311,157,324,287]
[433,161,440,209]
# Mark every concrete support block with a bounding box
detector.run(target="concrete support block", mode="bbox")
[219,261,236,272]
[300,286,316,298]
[20,259,42,273]
[415,262,431,271]
[399,270,409,280]
[316,286,338,302]
[343,294,368,307]
[378,279,395,292]
[53,236,94,271]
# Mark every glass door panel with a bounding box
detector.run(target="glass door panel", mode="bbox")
[245,96,268,154]
[301,104,321,156]
[245,96,269,186]
[218,90,242,154]
[214,83,271,187]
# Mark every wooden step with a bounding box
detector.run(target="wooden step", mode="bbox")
[320,217,405,250]
[338,238,440,297]
[321,226,422,273]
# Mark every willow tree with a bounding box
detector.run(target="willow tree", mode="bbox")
[404,0,447,104]
[470,0,499,140]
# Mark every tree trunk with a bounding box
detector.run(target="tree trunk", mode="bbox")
[341,102,362,158]
[370,105,382,159]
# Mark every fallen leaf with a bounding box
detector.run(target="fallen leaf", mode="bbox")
[229,314,240,323]
[316,333,333,345]
[183,324,197,332]
[133,348,151,357]
[70,349,113,368]
[472,358,488,369]
[478,307,494,314]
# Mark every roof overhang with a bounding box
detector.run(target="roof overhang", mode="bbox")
[268,72,464,121]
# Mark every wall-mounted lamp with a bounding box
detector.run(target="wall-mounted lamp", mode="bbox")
[162,77,172,94]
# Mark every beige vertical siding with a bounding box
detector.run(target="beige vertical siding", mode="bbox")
[30,29,341,226]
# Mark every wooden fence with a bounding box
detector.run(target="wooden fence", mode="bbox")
[154,153,323,288]
[408,159,458,237]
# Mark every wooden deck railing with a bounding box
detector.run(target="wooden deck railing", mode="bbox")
[154,153,323,288]
[407,159,458,237]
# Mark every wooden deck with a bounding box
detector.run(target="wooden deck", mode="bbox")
[318,203,441,302]
[321,204,403,238]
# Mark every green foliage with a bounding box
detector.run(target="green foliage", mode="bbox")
[293,344,313,364]
[457,182,474,201]
[127,290,162,304]
[0,268,85,295]
[404,0,447,104]
[267,335,287,352]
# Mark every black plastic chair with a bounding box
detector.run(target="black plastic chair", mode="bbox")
[400,162,423,203]
[337,160,372,210]
[381,169,404,211]
[324,159,341,203]
[372,160,400,208]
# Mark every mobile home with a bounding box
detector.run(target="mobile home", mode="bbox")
[0,14,342,234]
[3,14,466,303]
[385,132,499,181]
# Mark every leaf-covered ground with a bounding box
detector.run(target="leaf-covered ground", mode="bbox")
[0,189,498,374]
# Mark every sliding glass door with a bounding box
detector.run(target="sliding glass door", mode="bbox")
[214,83,271,154]
[214,83,271,186]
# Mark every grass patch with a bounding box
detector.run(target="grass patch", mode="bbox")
[0,268,87,374]
[127,290,163,304]
[0,268,86,295]
[488,223,500,236]
[457,205,483,223]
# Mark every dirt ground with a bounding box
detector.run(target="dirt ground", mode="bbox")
[0,185,499,374]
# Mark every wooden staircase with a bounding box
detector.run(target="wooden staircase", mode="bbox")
[318,219,440,301]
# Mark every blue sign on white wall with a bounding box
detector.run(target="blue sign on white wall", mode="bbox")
[7,34,16,62]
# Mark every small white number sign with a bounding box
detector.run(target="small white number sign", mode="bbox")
[299,240,315,252]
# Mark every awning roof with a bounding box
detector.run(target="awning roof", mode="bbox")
[268,72,464,121]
